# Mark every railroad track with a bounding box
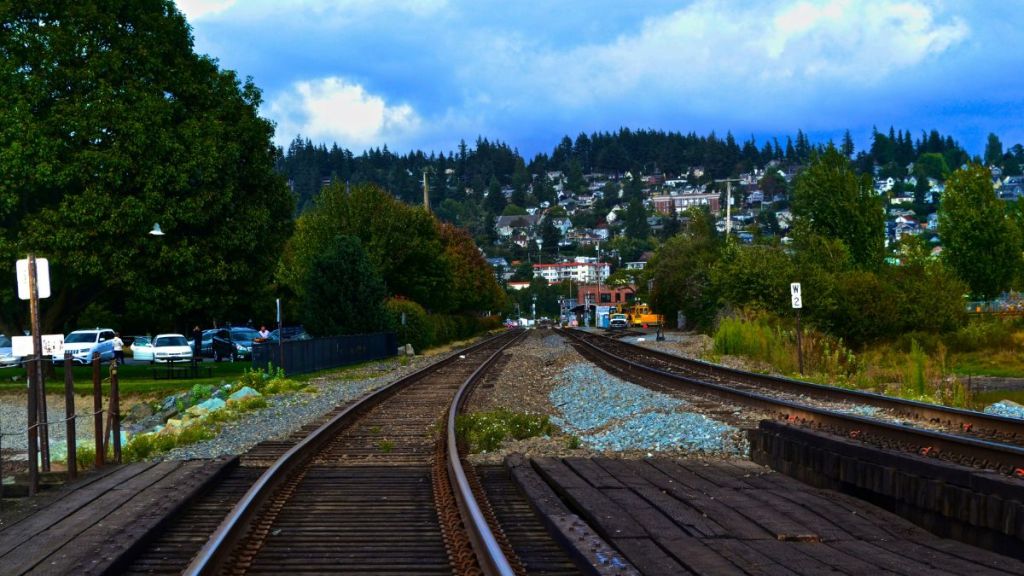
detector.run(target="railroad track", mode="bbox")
[563,329,1024,476]
[121,330,583,575]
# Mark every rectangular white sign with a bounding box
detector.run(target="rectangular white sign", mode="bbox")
[790,282,802,309]
[13,334,64,357]
[16,258,51,300]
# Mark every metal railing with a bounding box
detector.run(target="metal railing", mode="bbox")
[251,332,397,376]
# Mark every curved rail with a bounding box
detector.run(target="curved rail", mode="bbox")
[446,331,526,576]
[184,330,521,575]
[564,329,1024,474]
[570,329,1024,441]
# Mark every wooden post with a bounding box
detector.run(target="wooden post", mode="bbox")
[64,353,76,480]
[28,255,50,472]
[26,357,38,496]
[796,309,804,375]
[109,360,121,464]
[92,352,104,467]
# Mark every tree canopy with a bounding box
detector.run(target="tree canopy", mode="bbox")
[302,235,386,336]
[0,1,294,334]
[792,146,885,270]
[939,164,1020,298]
[280,182,504,322]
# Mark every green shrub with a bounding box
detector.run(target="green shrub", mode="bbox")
[946,319,1016,353]
[123,433,157,461]
[904,339,928,398]
[238,364,303,394]
[455,410,555,453]
[385,298,433,350]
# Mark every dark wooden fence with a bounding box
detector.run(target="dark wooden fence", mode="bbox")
[251,332,397,376]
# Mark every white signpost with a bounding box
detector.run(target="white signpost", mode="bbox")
[17,257,50,300]
[790,282,804,374]
[12,334,64,357]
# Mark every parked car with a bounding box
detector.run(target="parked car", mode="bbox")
[56,328,116,365]
[609,314,629,330]
[152,333,193,363]
[192,329,218,357]
[130,336,154,362]
[267,325,312,342]
[0,335,21,368]
[210,327,259,361]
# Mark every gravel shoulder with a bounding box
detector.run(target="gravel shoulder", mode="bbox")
[466,329,749,464]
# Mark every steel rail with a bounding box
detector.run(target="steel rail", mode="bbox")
[565,329,1024,473]
[183,330,521,575]
[446,330,527,576]
[570,329,1024,440]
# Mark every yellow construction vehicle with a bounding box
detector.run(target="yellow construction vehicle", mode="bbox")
[626,303,663,327]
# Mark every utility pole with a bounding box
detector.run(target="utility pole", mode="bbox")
[715,178,742,237]
[422,169,431,213]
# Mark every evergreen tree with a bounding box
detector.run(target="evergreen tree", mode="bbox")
[985,133,1004,166]
[624,196,650,240]
[484,176,506,214]
[540,216,561,255]
[841,130,855,157]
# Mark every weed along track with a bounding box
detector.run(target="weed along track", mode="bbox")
[121,329,578,575]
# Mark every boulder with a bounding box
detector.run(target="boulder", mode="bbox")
[228,386,262,403]
[127,402,154,422]
[185,397,226,417]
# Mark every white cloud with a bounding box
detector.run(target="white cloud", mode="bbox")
[176,0,446,23]
[174,0,237,21]
[469,0,969,110]
[267,77,422,148]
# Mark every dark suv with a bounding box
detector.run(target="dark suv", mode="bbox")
[209,327,260,361]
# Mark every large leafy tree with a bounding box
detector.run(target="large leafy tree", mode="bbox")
[792,145,885,270]
[437,222,505,313]
[648,207,721,330]
[280,183,450,311]
[0,1,293,333]
[939,164,1020,298]
[302,236,386,336]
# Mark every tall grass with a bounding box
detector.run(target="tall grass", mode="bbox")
[713,316,797,373]
[709,314,977,408]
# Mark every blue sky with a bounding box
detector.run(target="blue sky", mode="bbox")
[177,1,1024,159]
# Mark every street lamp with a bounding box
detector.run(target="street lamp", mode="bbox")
[536,238,543,265]
[532,294,537,325]
[149,223,165,236]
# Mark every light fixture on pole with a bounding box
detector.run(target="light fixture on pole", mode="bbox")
[149,223,165,236]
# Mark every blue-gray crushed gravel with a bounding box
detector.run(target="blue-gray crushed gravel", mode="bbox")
[984,400,1024,420]
[550,363,747,456]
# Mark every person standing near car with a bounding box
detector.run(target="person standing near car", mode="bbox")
[258,325,270,340]
[112,332,125,364]
[192,325,202,362]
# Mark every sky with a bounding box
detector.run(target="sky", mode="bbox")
[175,0,1024,160]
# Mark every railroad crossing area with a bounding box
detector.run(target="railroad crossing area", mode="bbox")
[3,454,1022,575]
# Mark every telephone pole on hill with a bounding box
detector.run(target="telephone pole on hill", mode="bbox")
[715,178,742,236]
